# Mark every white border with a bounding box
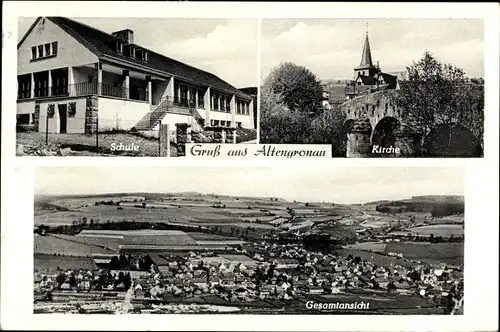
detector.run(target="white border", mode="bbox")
[2,2,499,331]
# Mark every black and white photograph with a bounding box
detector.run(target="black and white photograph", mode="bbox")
[2,2,499,331]
[260,19,485,158]
[16,17,258,157]
[33,167,465,315]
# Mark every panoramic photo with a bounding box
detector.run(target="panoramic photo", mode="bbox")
[260,19,484,158]
[34,167,464,314]
[16,17,258,157]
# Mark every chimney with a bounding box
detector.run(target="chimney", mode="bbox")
[112,29,134,45]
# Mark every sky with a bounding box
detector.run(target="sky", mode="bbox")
[18,17,258,88]
[35,167,464,204]
[261,18,484,82]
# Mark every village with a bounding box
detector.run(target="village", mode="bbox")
[33,193,464,315]
[34,240,464,314]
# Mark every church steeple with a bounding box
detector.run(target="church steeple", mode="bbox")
[353,23,378,79]
[360,28,373,67]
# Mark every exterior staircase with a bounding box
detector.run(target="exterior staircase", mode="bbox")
[134,97,206,132]
[134,97,173,131]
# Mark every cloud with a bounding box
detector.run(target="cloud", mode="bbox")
[35,167,463,205]
[161,19,258,88]
[262,19,484,80]
[18,17,258,88]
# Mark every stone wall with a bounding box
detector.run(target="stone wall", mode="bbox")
[33,103,40,131]
[175,123,192,156]
[84,96,98,134]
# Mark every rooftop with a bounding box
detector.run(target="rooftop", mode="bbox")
[19,17,251,100]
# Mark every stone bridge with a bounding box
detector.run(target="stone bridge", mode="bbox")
[341,90,421,157]
[340,90,482,158]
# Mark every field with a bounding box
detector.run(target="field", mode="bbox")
[391,224,464,237]
[34,234,116,256]
[384,242,464,266]
[343,241,464,267]
[186,232,239,241]
[34,254,97,272]
[344,242,387,253]
[335,249,418,268]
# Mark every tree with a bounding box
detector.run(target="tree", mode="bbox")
[259,84,311,143]
[309,107,347,156]
[260,62,346,151]
[56,273,66,288]
[263,62,323,114]
[395,51,484,152]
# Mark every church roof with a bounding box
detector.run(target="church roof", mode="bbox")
[355,33,377,70]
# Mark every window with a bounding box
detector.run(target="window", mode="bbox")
[197,89,204,108]
[137,49,148,62]
[116,41,123,53]
[219,96,225,111]
[236,100,241,114]
[213,120,220,126]
[17,75,31,99]
[52,42,58,55]
[213,94,219,110]
[226,97,231,112]
[188,87,196,107]
[31,42,57,61]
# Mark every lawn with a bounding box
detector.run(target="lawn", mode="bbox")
[17,131,176,156]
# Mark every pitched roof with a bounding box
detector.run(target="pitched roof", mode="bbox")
[21,17,250,100]
[358,74,378,86]
[379,73,398,89]
[355,32,377,70]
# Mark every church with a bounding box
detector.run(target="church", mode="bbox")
[344,30,401,100]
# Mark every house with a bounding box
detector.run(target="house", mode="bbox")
[308,286,324,294]
[17,17,254,134]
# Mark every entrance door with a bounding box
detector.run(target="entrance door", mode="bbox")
[58,104,67,133]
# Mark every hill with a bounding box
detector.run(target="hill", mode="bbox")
[375,196,465,217]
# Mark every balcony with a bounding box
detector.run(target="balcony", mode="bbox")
[25,82,147,101]
[173,96,196,108]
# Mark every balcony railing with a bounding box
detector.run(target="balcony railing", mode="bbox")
[212,105,231,113]
[22,82,147,102]
[173,96,197,108]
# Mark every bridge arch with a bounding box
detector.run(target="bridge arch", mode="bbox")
[370,116,401,147]
[422,124,483,157]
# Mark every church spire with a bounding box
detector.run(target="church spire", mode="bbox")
[360,24,373,67]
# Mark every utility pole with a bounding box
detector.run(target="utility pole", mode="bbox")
[45,109,49,145]
[96,117,99,150]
